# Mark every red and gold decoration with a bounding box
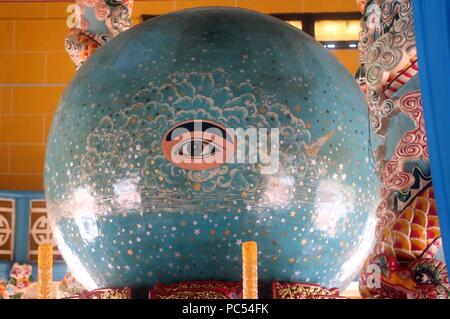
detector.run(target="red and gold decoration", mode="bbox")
[29,200,62,262]
[149,281,241,299]
[66,287,131,299]
[272,282,347,299]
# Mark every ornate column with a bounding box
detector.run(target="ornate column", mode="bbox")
[65,0,134,68]
[357,0,449,299]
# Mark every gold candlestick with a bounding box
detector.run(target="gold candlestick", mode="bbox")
[38,243,53,299]
[242,241,258,299]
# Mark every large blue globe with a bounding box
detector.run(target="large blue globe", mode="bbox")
[45,7,379,293]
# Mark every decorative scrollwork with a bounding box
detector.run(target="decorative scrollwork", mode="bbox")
[65,0,134,67]
[380,0,400,31]
[31,216,53,246]
[399,0,413,18]
[0,215,11,247]
[359,0,417,135]
[29,200,61,261]
[0,199,14,260]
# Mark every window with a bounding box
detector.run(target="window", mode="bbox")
[286,20,302,30]
[314,20,360,42]
[142,12,362,50]
[271,13,361,49]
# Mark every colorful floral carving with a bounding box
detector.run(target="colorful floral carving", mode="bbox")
[9,263,32,290]
[4,263,33,299]
[57,272,86,299]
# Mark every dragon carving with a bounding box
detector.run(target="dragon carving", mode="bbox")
[357,0,449,299]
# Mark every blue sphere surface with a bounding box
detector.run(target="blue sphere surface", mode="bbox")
[45,7,379,291]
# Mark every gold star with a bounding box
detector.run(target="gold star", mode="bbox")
[305,122,312,129]
[301,239,308,246]
[295,105,301,112]
[271,256,278,261]
[223,229,230,236]
[127,249,133,256]
[288,257,295,264]
[241,191,248,199]
[289,211,296,217]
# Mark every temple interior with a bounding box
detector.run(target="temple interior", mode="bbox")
[1,0,449,300]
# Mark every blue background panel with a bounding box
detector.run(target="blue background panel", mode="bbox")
[0,190,67,282]
[412,0,450,267]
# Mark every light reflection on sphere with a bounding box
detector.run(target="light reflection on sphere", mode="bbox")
[45,8,379,292]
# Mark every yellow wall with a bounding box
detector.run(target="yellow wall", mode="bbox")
[332,49,361,76]
[0,0,360,191]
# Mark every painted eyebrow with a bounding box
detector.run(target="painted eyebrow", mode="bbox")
[165,121,232,142]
